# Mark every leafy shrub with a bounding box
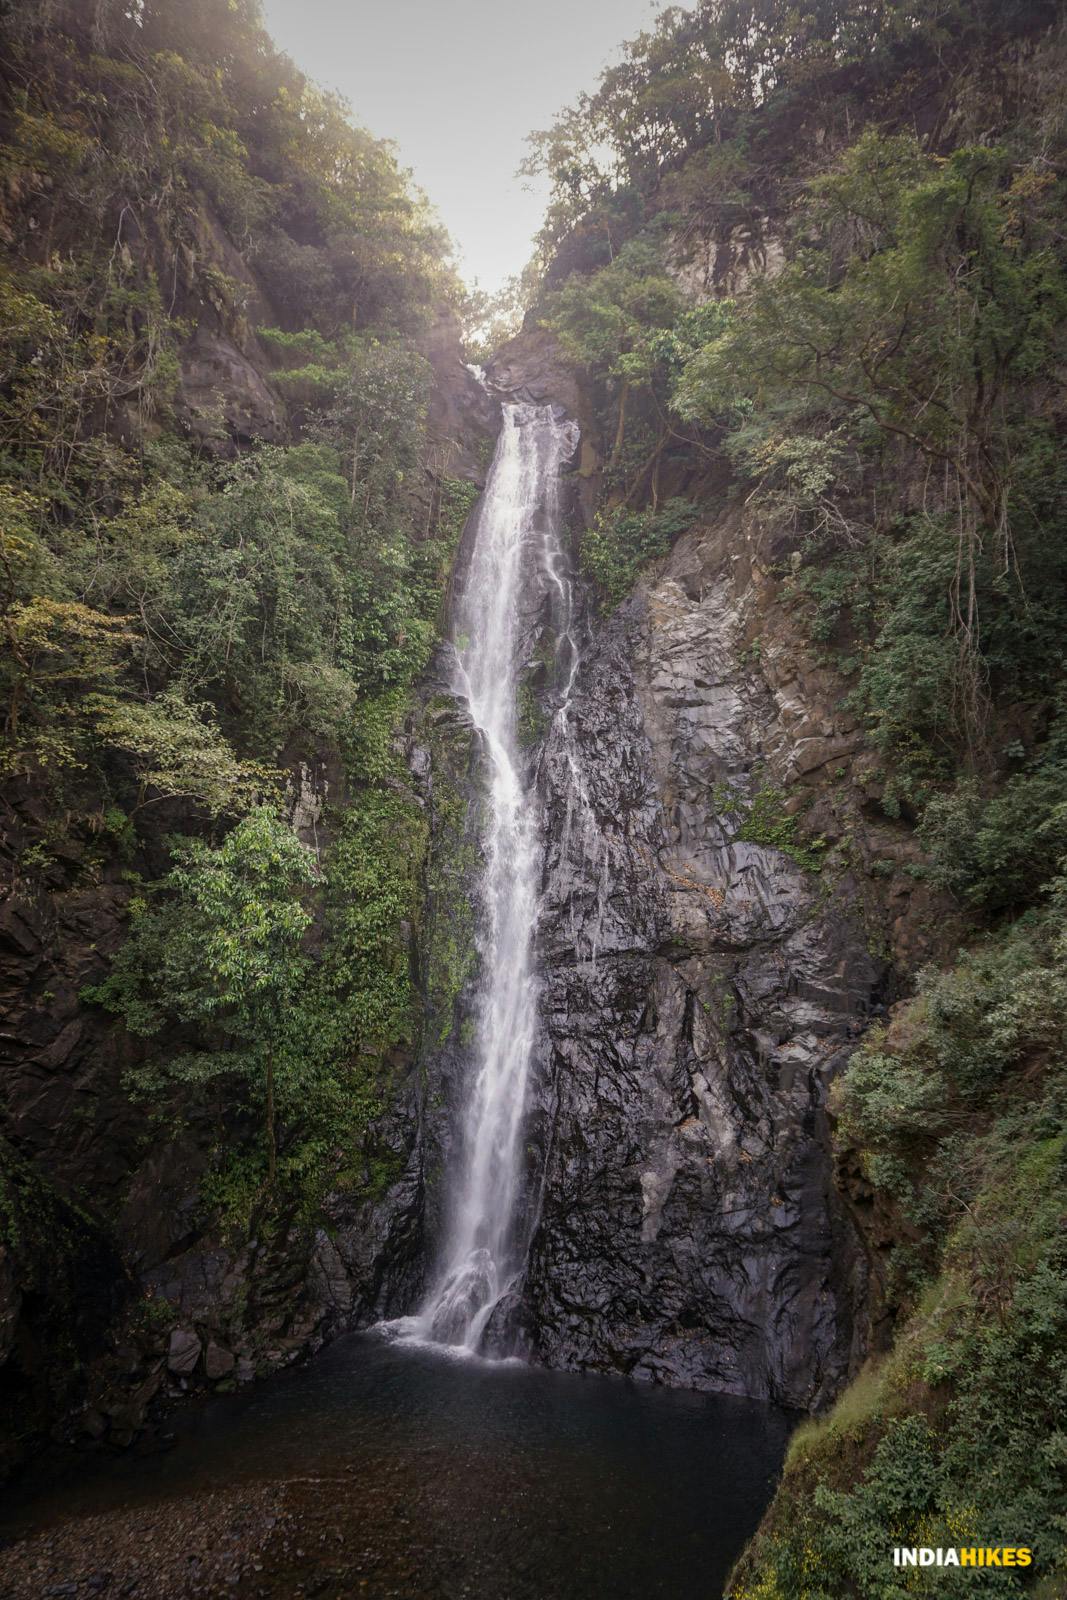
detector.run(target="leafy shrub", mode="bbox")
[920,735,1067,911]
[581,496,695,604]
[86,782,427,1227]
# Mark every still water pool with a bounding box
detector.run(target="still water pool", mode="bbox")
[1,1333,793,1598]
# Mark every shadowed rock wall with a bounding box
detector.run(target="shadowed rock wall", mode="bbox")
[421,330,958,1409]
[520,545,885,1407]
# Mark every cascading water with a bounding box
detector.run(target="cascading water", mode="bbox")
[416,400,578,1352]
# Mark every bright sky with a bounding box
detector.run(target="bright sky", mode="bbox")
[260,0,659,296]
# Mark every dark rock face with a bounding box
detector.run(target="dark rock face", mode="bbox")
[375,342,887,1409]
[316,1049,430,1325]
[0,878,144,1209]
[486,331,583,416]
[177,325,286,451]
[486,332,601,525]
[165,199,289,453]
[516,560,885,1407]
[420,312,500,484]
[0,1134,127,1479]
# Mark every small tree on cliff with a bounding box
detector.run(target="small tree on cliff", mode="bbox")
[88,808,318,1192]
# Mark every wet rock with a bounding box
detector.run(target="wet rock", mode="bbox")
[0,1246,20,1365]
[204,1341,235,1381]
[166,1328,201,1377]
[79,1408,108,1441]
[0,1133,127,1480]
[486,329,583,415]
[509,545,887,1408]
[419,309,500,483]
[118,1136,209,1272]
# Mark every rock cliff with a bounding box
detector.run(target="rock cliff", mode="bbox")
[522,552,882,1406]
[339,330,951,1414]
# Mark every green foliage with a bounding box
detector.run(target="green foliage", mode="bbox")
[86,807,316,1096]
[0,597,136,776]
[734,888,1067,1598]
[919,717,1067,911]
[84,786,428,1227]
[461,270,539,364]
[0,0,464,804]
[2,400,451,801]
[676,132,1067,767]
[715,781,827,872]
[0,0,467,1244]
[516,678,549,749]
[255,328,336,369]
[843,894,1067,1212]
[581,497,695,605]
[421,709,481,1045]
[88,691,278,817]
[529,10,1067,825]
[525,0,1060,258]
[539,235,719,494]
[544,234,683,386]
[787,549,874,650]
[1,0,451,341]
[847,518,969,807]
[316,790,426,1055]
[434,476,480,555]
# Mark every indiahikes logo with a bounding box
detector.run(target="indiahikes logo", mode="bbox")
[893,1547,1033,1569]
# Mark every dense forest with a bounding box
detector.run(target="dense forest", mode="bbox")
[0,0,484,1465]
[1,0,1066,1596]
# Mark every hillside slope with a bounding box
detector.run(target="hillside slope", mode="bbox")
[0,0,494,1475]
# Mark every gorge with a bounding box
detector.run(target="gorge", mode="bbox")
[2,1,1066,1597]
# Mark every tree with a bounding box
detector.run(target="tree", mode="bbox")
[1,597,135,769]
[542,235,684,467]
[88,690,278,816]
[674,132,1067,755]
[88,809,318,1190]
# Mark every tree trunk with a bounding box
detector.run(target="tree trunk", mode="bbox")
[610,379,630,467]
[265,1050,277,1188]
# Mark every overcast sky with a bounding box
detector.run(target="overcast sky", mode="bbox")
[259,0,659,295]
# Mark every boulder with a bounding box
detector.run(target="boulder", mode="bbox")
[166,1327,201,1377]
[204,1341,235,1381]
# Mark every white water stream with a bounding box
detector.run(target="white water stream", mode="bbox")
[413,401,578,1351]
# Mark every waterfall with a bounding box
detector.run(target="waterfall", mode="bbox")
[416,400,578,1352]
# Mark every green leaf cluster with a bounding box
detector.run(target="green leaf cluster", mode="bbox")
[714,781,828,872]
[581,496,696,606]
